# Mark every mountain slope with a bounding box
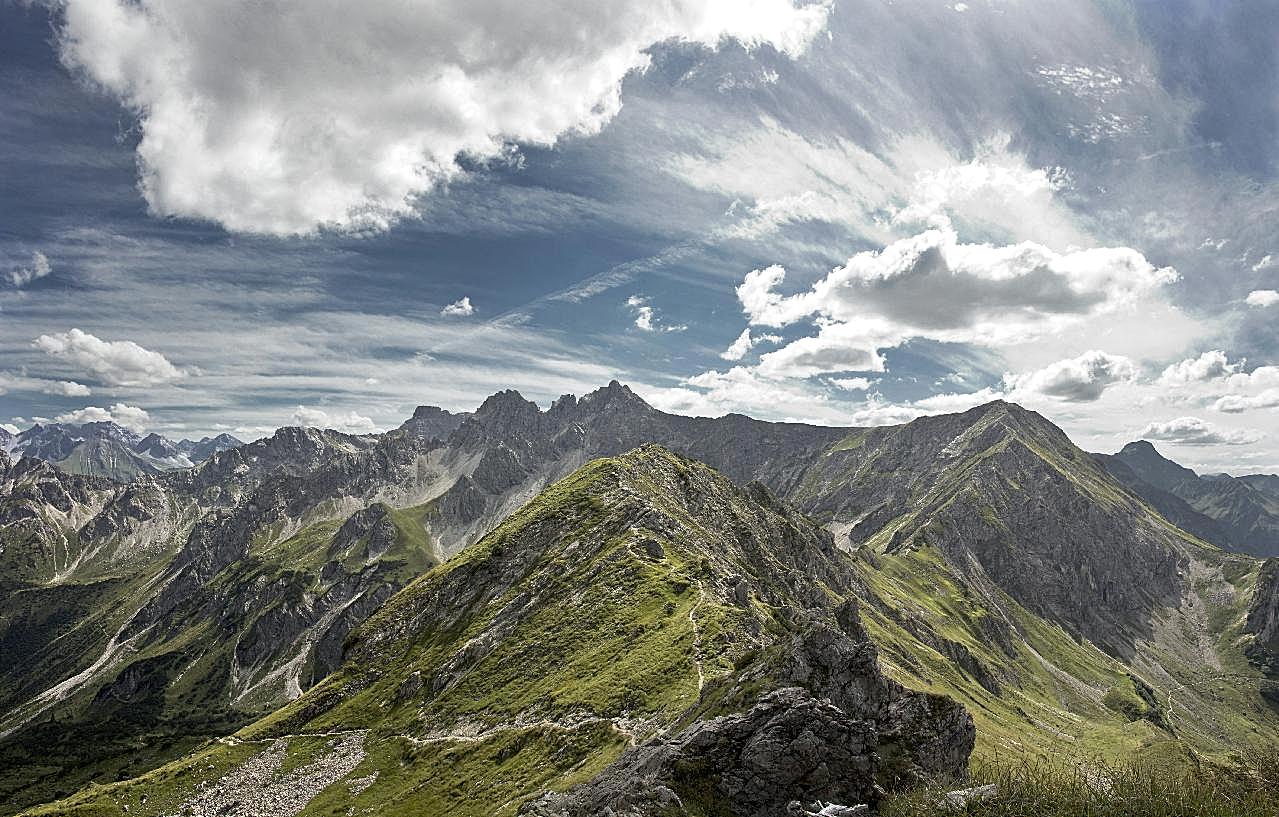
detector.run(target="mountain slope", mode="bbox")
[33,446,972,817]
[5,385,1279,815]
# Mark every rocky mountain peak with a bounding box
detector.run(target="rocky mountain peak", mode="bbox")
[399,404,467,441]
[134,432,180,457]
[457,388,549,447]
[473,389,541,423]
[411,405,445,420]
[580,379,648,407]
[1113,439,1198,485]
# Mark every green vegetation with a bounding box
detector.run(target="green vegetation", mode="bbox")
[883,751,1279,817]
[23,445,879,817]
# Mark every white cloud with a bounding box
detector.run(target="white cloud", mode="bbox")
[1004,349,1135,402]
[721,328,755,361]
[291,405,378,434]
[733,228,1174,381]
[57,0,830,236]
[1157,350,1242,386]
[41,380,93,397]
[718,328,781,360]
[54,403,151,434]
[741,228,1175,339]
[673,126,1090,251]
[9,251,51,288]
[1139,416,1263,447]
[627,295,686,333]
[1214,389,1279,414]
[827,376,873,391]
[912,387,1004,414]
[1246,289,1279,308]
[892,151,1069,236]
[647,365,847,424]
[33,329,184,386]
[441,296,475,317]
[755,321,887,378]
[1251,254,1272,272]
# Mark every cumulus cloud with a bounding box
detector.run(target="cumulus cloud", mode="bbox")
[1139,416,1263,446]
[721,329,755,361]
[627,295,686,333]
[740,228,1176,343]
[1246,289,1279,307]
[1004,350,1135,402]
[719,327,781,360]
[9,251,51,288]
[731,227,1175,381]
[754,321,887,378]
[42,380,92,397]
[56,0,830,236]
[34,329,184,387]
[1157,350,1242,385]
[1214,390,1279,413]
[291,405,378,434]
[892,151,1070,235]
[441,296,475,317]
[55,403,151,434]
[827,376,873,391]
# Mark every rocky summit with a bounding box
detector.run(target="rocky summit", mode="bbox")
[2,385,1278,817]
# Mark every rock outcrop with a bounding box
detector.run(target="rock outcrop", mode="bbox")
[1246,559,1279,670]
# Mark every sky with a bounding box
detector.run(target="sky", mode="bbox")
[1,0,1277,474]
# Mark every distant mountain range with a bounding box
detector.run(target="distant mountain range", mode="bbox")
[0,422,242,481]
[7,404,1279,562]
[1097,440,1279,558]
[2,382,1278,816]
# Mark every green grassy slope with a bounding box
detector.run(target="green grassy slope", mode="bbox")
[28,446,967,817]
[0,500,436,815]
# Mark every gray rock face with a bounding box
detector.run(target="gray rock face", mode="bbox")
[398,405,468,441]
[1246,559,1279,669]
[536,688,879,817]
[330,503,398,561]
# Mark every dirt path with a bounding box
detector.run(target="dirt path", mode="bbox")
[689,579,706,692]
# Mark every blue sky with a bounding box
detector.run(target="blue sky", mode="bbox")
[1,0,1277,472]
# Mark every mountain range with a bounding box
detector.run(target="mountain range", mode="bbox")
[2,382,1277,816]
[1098,440,1279,558]
[0,422,242,482]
